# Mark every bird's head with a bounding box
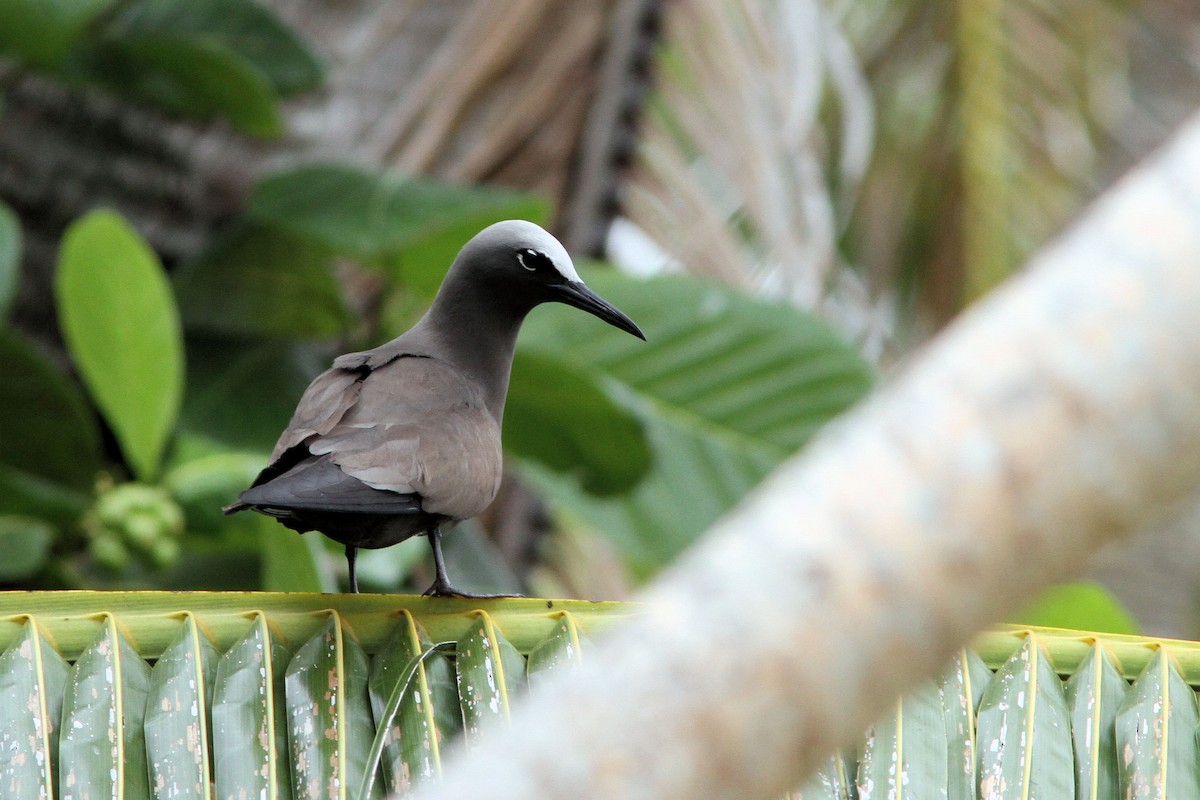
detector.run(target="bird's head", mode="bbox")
[448,220,646,340]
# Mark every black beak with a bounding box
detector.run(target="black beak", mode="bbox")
[552,281,646,340]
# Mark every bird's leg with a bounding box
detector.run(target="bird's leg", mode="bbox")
[421,526,522,599]
[425,525,453,594]
[345,545,359,593]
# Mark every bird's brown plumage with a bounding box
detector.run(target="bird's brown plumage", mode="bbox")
[270,352,502,521]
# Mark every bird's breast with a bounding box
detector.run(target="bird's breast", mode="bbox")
[413,407,503,520]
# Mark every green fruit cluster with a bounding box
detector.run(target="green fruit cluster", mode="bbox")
[84,483,185,571]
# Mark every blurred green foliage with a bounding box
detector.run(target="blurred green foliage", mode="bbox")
[1013,581,1140,635]
[0,0,321,135]
[0,0,873,593]
[520,270,874,575]
[0,203,18,318]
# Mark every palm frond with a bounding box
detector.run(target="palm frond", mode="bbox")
[624,0,887,355]
[849,0,1200,327]
[3,594,1200,797]
[629,0,1200,350]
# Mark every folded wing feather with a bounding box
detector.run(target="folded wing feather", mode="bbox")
[253,353,503,522]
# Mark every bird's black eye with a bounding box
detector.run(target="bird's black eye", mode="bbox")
[516,248,553,273]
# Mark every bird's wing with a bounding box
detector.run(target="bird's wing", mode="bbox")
[265,342,432,462]
[267,361,367,462]
[238,454,422,514]
[309,356,504,520]
[255,353,502,521]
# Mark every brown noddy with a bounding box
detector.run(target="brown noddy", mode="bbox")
[224,220,645,596]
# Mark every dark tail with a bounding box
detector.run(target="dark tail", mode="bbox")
[223,501,250,516]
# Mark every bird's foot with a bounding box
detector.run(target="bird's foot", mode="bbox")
[421,578,523,599]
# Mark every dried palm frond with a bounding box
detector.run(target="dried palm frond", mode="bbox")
[623,0,887,357]
[628,0,1200,352]
[849,0,1200,330]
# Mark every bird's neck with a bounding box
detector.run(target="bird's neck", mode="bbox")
[424,282,529,423]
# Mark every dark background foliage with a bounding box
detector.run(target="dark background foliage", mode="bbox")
[0,0,872,596]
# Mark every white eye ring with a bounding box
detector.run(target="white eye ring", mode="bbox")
[517,251,537,271]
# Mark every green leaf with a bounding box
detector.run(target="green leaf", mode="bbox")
[181,337,325,453]
[455,611,526,744]
[387,192,550,298]
[0,329,104,489]
[69,541,261,591]
[352,538,427,592]
[163,445,265,534]
[976,634,1074,799]
[525,612,587,685]
[212,614,292,800]
[436,521,523,596]
[56,210,184,481]
[105,0,323,95]
[519,271,873,574]
[1115,647,1200,798]
[524,411,776,572]
[144,615,217,796]
[0,201,20,320]
[1013,581,1140,635]
[259,521,334,593]
[59,615,152,799]
[174,225,347,339]
[249,164,549,276]
[0,619,68,797]
[789,752,856,799]
[939,648,991,800]
[1065,644,1125,800]
[0,466,89,529]
[0,0,113,67]
[285,614,382,800]
[86,34,281,136]
[856,679,948,799]
[528,269,872,455]
[506,350,650,495]
[0,591,631,661]
[0,516,55,579]
[368,612,459,795]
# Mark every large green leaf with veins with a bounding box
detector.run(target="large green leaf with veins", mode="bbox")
[518,270,872,574]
